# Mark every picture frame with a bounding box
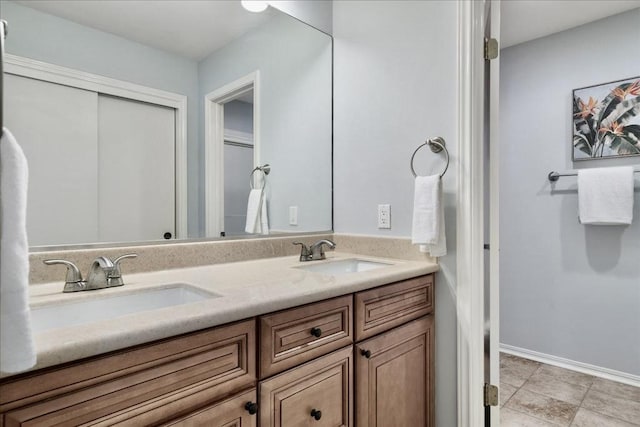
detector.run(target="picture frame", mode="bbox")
[572,76,640,161]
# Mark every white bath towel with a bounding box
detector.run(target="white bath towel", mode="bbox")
[578,167,634,225]
[412,175,447,256]
[0,128,37,373]
[244,189,269,235]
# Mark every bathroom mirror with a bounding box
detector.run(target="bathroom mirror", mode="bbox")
[1,0,332,248]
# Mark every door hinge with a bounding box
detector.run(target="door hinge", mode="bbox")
[484,38,499,60]
[484,383,499,406]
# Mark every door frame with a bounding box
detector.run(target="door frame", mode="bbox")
[456,1,495,425]
[4,54,189,239]
[204,71,260,237]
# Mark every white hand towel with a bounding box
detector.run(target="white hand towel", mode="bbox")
[1,128,37,373]
[260,196,269,235]
[412,175,447,256]
[578,167,634,225]
[245,189,263,234]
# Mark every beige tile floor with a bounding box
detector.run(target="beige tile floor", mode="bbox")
[500,353,640,426]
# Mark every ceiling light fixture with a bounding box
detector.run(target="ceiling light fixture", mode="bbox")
[241,1,269,13]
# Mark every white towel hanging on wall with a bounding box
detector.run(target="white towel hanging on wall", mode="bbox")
[578,167,634,225]
[0,127,37,373]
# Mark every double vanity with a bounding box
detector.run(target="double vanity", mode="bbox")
[0,243,438,426]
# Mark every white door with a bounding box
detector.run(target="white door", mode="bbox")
[97,95,175,243]
[4,74,99,246]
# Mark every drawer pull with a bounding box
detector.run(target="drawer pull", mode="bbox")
[244,401,258,415]
[360,349,372,358]
[310,327,323,338]
[310,409,322,420]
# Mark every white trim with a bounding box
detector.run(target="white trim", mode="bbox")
[456,1,487,426]
[488,1,501,425]
[500,344,640,388]
[204,71,260,237]
[224,129,254,146]
[4,54,188,239]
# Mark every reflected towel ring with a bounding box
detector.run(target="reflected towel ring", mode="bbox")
[250,164,271,190]
[410,137,449,178]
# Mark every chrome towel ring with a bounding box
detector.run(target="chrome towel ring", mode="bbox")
[250,164,271,190]
[410,137,449,178]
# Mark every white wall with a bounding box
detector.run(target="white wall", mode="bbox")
[333,2,458,425]
[198,13,332,234]
[2,1,202,236]
[270,0,333,35]
[500,9,640,376]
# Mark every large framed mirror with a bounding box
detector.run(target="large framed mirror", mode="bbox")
[2,0,333,248]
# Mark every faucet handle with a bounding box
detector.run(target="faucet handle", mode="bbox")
[107,253,137,287]
[43,259,85,292]
[113,253,138,270]
[293,242,312,261]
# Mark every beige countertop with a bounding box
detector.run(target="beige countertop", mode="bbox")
[11,252,438,376]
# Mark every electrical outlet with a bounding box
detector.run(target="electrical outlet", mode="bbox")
[289,206,298,226]
[377,204,391,229]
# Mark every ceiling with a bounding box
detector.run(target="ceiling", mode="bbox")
[12,1,640,57]
[12,0,277,61]
[501,0,640,48]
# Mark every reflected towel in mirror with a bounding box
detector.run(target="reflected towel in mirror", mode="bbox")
[245,189,269,235]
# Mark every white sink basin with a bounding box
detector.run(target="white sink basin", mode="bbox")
[295,259,391,276]
[30,284,220,333]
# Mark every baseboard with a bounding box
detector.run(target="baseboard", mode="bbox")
[500,344,640,387]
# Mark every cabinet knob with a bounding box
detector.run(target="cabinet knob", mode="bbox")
[360,349,372,358]
[310,327,322,338]
[244,401,258,415]
[163,232,172,240]
[310,409,322,420]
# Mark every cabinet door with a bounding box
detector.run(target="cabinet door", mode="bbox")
[161,388,257,427]
[355,316,434,427]
[260,346,353,427]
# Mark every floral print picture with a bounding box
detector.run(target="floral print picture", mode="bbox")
[573,76,640,160]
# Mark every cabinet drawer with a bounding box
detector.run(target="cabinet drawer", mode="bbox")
[259,295,352,378]
[354,275,433,341]
[1,319,256,426]
[161,388,257,427]
[259,346,353,427]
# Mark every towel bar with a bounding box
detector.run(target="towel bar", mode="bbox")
[548,169,640,182]
[410,137,449,178]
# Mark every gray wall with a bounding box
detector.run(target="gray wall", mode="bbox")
[198,13,332,233]
[333,2,458,425]
[2,1,202,237]
[500,9,640,375]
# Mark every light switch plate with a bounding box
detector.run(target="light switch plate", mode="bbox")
[289,206,298,226]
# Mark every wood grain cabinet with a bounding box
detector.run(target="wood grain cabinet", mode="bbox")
[354,316,435,427]
[0,319,256,426]
[259,346,353,427]
[0,273,435,427]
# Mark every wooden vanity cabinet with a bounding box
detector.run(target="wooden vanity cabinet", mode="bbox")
[0,273,435,426]
[0,319,257,426]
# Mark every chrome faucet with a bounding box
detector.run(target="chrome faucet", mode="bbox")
[44,253,138,293]
[293,239,336,262]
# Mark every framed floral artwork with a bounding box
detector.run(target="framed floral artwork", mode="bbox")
[573,76,640,161]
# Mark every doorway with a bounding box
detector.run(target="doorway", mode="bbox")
[204,72,260,238]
